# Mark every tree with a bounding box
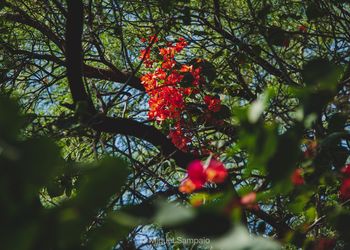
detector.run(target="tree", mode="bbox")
[0,0,349,249]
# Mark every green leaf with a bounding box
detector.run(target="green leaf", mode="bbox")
[154,201,195,227]
[302,91,334,116]
[328,207,350,241]
[211,225,280,250]
[301,58,342,88]
[267,127,302,182]
[75,157,129,210]
[0,95,22,140]
[118,201,156,225]
[19,138,62,188]
[288,192,313,213]
[47,180,65,198]
[87,212,132,250]
[305,207,317,223]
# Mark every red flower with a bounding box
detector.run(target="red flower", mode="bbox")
[140,38,220,158]
[341,164,350,176]
[167,71,184,85]
[178,37,186,42]
[183,87,193,96]
[140,37,200,123]
[187,160,207,186]
[179,160,206,193]
[340,178,350,201]
[174,37,188,52]
[140,73,156,91]
[161,59,176,69]
[159,47,175,61]
[291,168,305,186]
[205,158,228,183]
[179,178,197,194]
[191,67,203,87]
[204,95,221,112]
[149,35,158,43]
[240,192,257,206]
[179,159,228,193]
[139,48,151,60]
[139,48,155,68]
[168,128,189,151]
[154,68,167,80]
[180,64,193,72]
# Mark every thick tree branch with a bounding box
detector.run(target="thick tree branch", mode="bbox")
[82,64,144,91]
[65,0,95,114]
[90,116,195,167]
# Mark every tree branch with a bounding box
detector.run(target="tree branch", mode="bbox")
[65,0,95,114]
[82,64,144,91]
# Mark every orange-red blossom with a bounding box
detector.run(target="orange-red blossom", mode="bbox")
[179,158,228,193]
[340,164,350,201]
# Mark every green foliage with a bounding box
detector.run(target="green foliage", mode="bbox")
[0,95,130,250]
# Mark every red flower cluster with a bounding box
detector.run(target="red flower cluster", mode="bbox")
[179,158,228,193]
[140,37,201,123]
[340,164,350,201]
[139,36,223,152]
[341,164,350,176]
[204,95,221,112]
[168,122,191,151]
[291,168,305,186]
